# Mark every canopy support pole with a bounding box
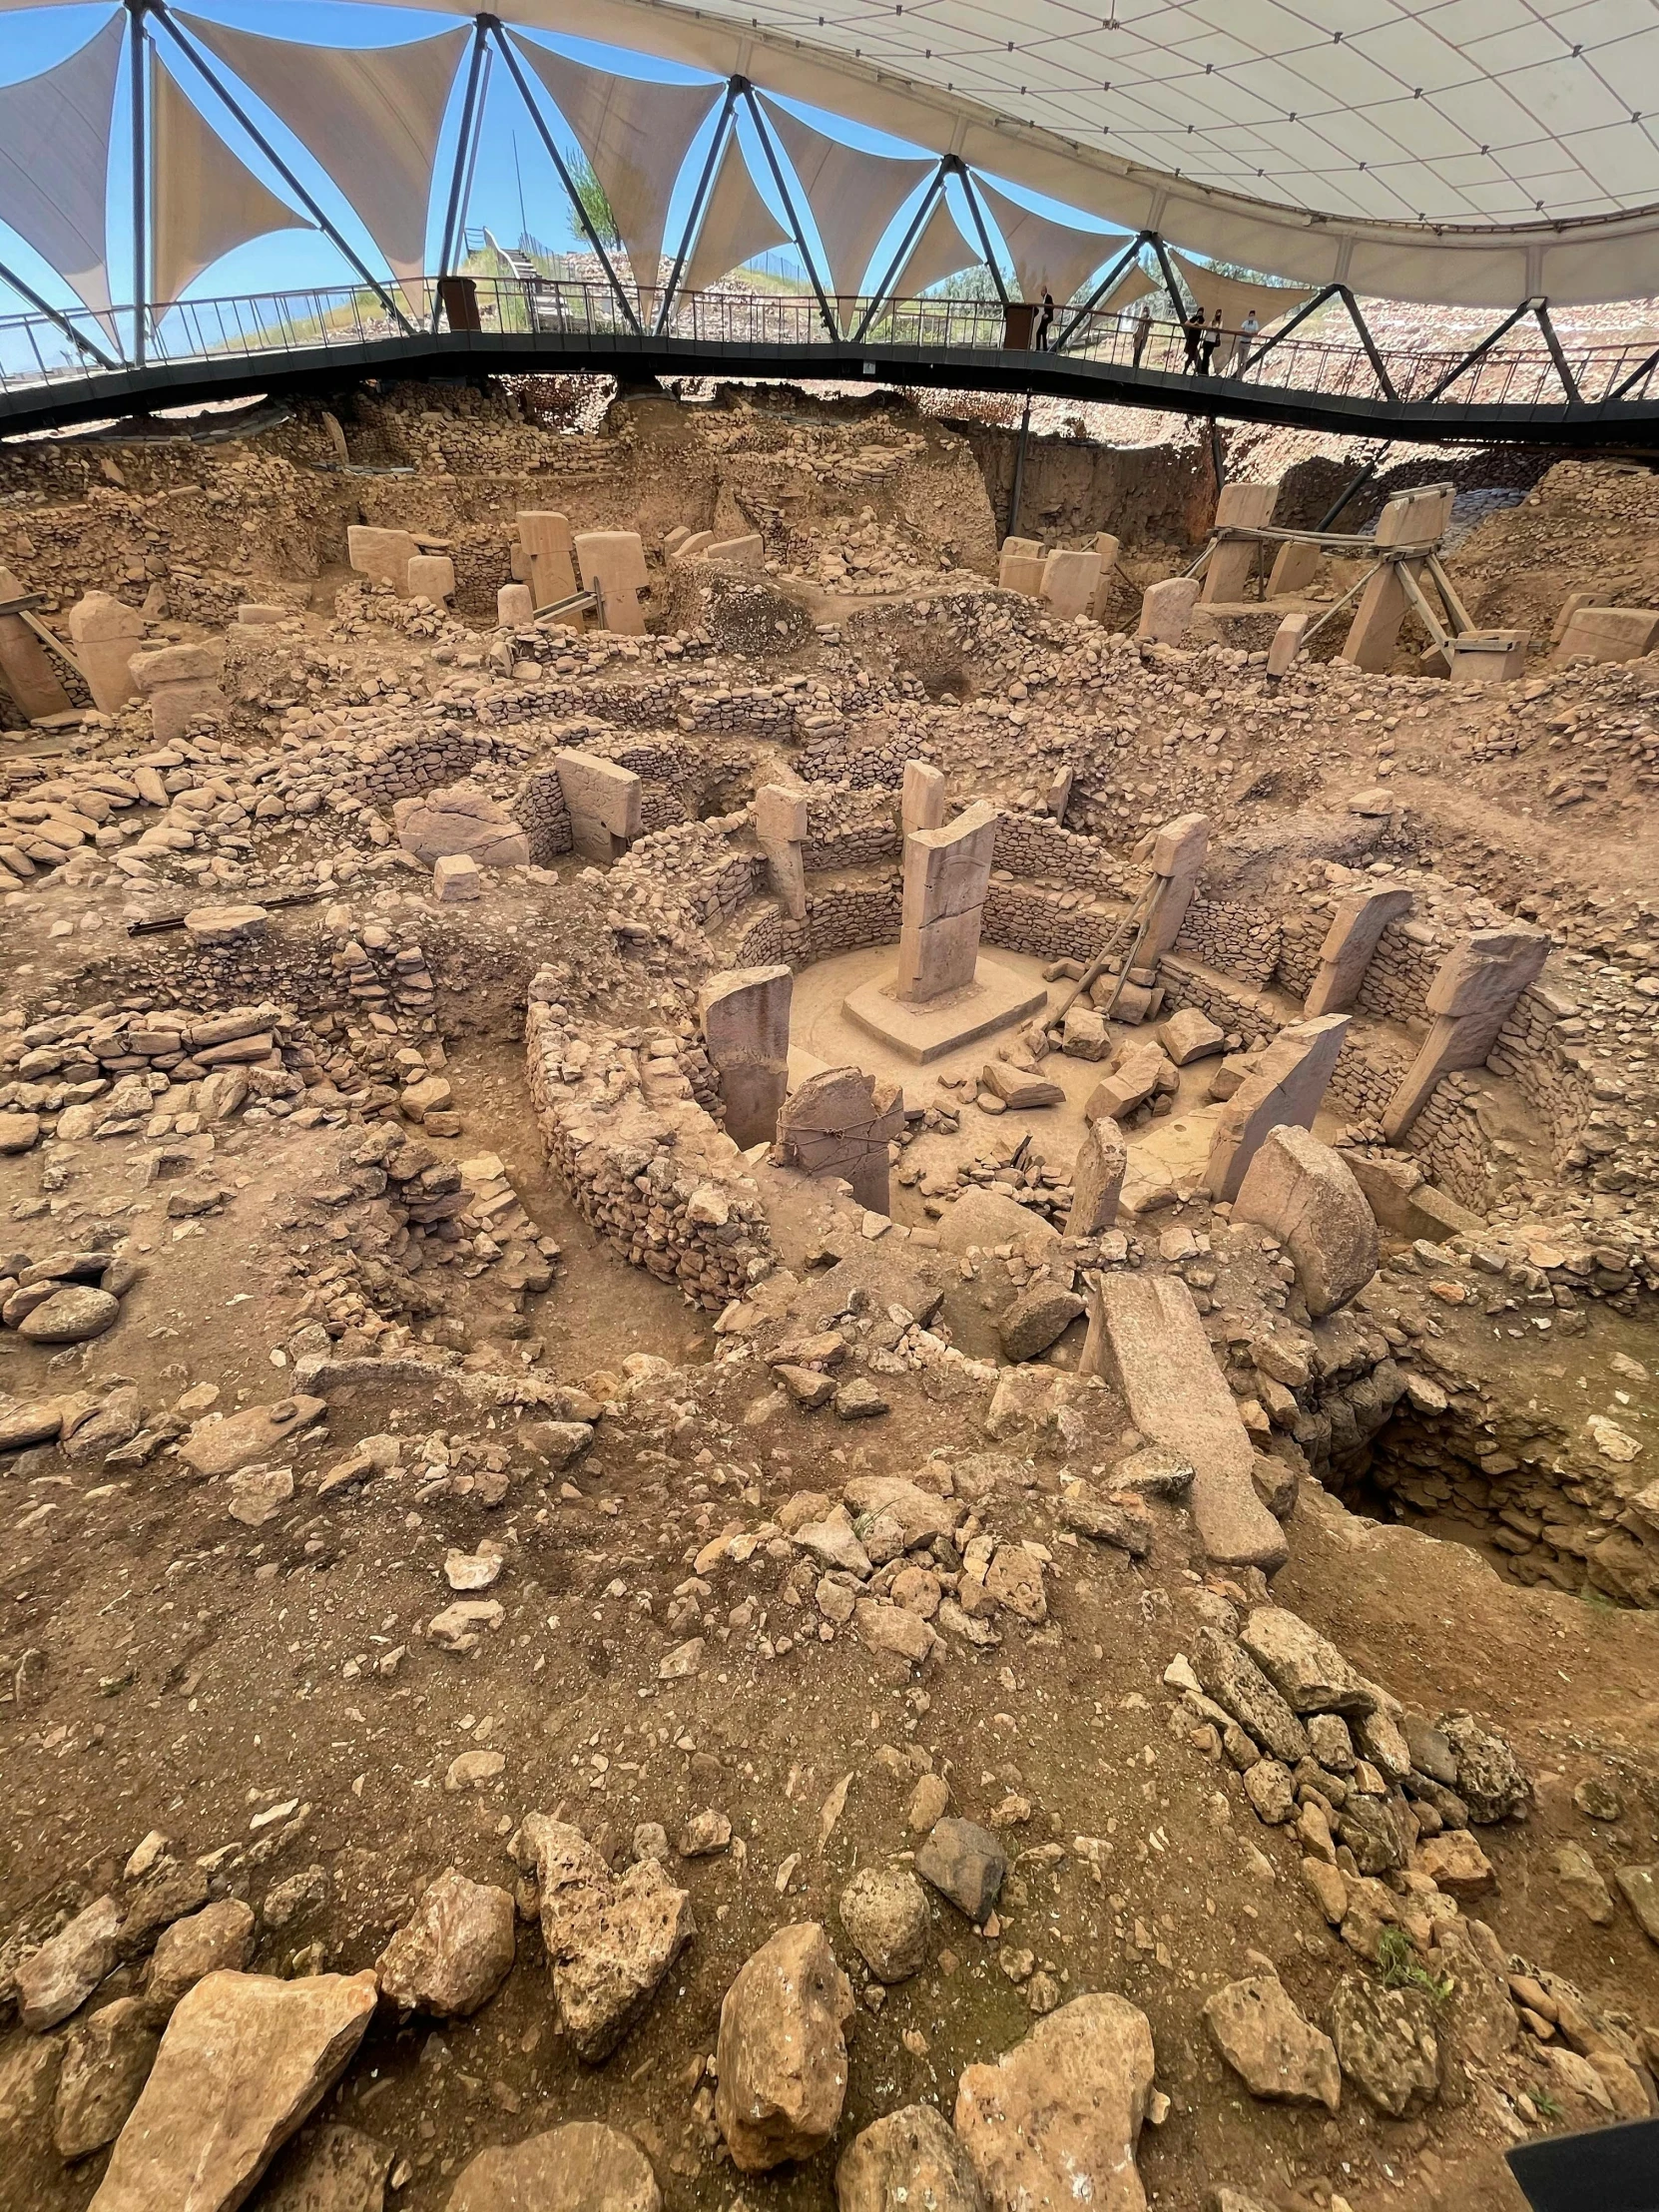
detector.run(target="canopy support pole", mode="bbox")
[128,0,148,368]
[1054,230,1148,351]
[742,83,837,341]
[0,261,121,369]
[655,80,738,333]
[433,16,492,328]
[852,160,947,342]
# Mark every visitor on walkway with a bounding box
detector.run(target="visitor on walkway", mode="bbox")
[1235,305,1260,372]
[1183,303,1206,371]
[1200,308,1223,375]
[1034,288,1055,349]
[1130,302,1152,367]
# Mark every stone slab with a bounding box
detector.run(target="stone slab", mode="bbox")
[843,957,1046,1065]
[1205,1014,1349,1203]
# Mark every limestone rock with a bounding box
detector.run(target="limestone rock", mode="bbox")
[394,786,529,869]
[1329,1974,1439,2116]
[54,1998,161,2160]
[998,1283,1083,1363]
[955,1993,1156,2212]
[1411,1831,1495,1900]
[1202,1974,1340,2111]
[1158,1008,1226,1065]
[447,2121,660,2212]
[18,1287,121,1343]
[1436,1711,1529,1823]
[17,1895,122,2030]
[937,1185,1058,1255]
[1193,1629,1311,1765]
[179,1396,324,1478]
[376,1869,515,2018]
[145,1901,255,2014]
[836,2103,986,2212]
[513,1815,694,2061]
[915,1819,1006,1925]
[258,2123,392,2212]
[839,1867,930,1982]
[1233,1126,1379,1318]
[1614,1864,1659,1943]
[1237,1607,1377,1717]
[89,1968,376,2211]
[715,1923,853,2172]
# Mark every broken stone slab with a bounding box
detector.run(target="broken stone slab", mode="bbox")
[1202,1972,1340,2111]
[778,1066,904,1215]
[1201,481,1279,605]
[512,1815,694,2061]
[1203,1015,1349,1204]
[1267,609,1311,677]
[0,561,71,719]
[346,525,419,593]
[836,2103,986,2212]
[88,1968,376,2211]
[1137,575,1200,644]
[1084,1040,1170,1124]
[1304,886,1412,1018]
[179,1396,324,1478]
[447,2121,661,2212]
[145,1900,256,2014]
[1039,546,1101,622]
[1192,1627,1312,1765]
[1233,1125,1379,1318]
[998,1281,1084,1363]
[1342,1154,1483,1242]
[375,1868,515,2018]
[1237,1607,1377,1717]
[1060,1004,1109,1059]
[394,786,529,869]
[17,1895,123,2030]
[53,1997,162,2161]
[1082,1273,1288,1573]
[980,1060,1064,1109]
[1158,1007,1225,1065]
[406,553,455,603]
[915,1818,1005,1925]
[705,533,764,567]
[1552,604,1659,664]
[955,1993,1156,2212]
[1064,1117,1126,1238]
[935,1186,1058,1255]
[700,965,792,1149]
[901,759,946,834]
[433,852,483,902]
[715,1923,853,2172]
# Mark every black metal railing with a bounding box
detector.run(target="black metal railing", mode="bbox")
[2,276,1656,417]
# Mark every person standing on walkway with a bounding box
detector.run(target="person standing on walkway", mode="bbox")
[1235,306,1260,373]
[1200,308,1223,375]
[1130,301,1152,367]
[1183,302,1206,371]
[1034,288,1055,350]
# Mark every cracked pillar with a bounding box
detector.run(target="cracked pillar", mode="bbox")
[1204,1013,1350,1203]
[574,530,649,635]
[700,965,793,1150]
[1064,1117,1127,1237]
[755,784,808,919]
[895,800,1002,1003]
[1137,813,1211,962]
[900,760,945,835]
[1304,885,1412,1017]
[554,750,642,862]
[516,511,577,610]
[778,1065,905,1214]
[1137,576,1200,643]
[1382,924,1551,1142]
[1341,484,1455,674]
[1200,482,1278,605]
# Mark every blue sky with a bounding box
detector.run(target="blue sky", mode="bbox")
[0,0,1131,328]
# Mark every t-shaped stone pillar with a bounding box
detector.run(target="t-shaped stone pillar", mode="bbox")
[699,964,793,1149]
[1138,576,1201,643]
[900,760,946,834]
[754,784,808,920]
[1382,924,1550,1141]
[573,530,649,636]
[1204,1013,1350,1203]
[1303,885,1412,1017]
[1064,1117,1127,1237]
[1137,812,1211,962]
[515,510,577,610]
[1200,481,1278,605]
[65,592,146,714]
[0,567,70,723]
[895,799,1001,1004]
[1341,484,1455,674]
[777,1065,905,1214]
[554,749,642,861]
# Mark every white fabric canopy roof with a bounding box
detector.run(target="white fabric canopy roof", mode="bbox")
[0,15,122,315]
[760,95,934,299]
[892,193,982,297]
[150,56,310,305]
[972,177,1118,305]
[178,14,466,285]
[516,39,722,283]
[681,134,789,293]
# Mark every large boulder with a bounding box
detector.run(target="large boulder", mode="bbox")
[447,2121,660,2212]
[715,1923,853,2171]
[836,2104,986,2212]
[936,1186,1058,1256]
[1330,1975,1439,2116]
[512,1816,694,2061]
[88,1969,376,2211]
[1237,1607,1376,1717]
[394,786,530,869]
[955,1994,1157,2212]
[1232,1126,1378,1318]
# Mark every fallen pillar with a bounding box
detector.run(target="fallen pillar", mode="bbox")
[700,965,793,1149]
[1381,924,1550,1142]
[1303,885,1412,1017]
[554,750,642,861]
[1552,604,1659,665]
[1082,1270,1289,1571]
[1204,1014,1349,1203]
[1233,1125,1379,1317]
[777,1065,904,1214]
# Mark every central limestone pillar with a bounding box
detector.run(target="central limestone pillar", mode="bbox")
[843,799,1046,1062]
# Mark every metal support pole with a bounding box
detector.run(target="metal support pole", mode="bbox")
[147,0,413,332]
[956,167,1009,305]
[433,17,492,328]
[1316,447,1385,532]
[1054,231,1146,351]
[1228,281,1338,376]
[1531,301,1580,406]
[1007,393,1032,542]
[1333,286,1398,402]
[1147,233,1187,317]
[1209,417,1224,496]
[128,0,148,368]
[852,161,945,343]
[742,84,837,339]
[656,81,738,333]
[0,260,122,369]
[491,24,642,334]
[1420,297,1534,401]
[1608,344,1659,402]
